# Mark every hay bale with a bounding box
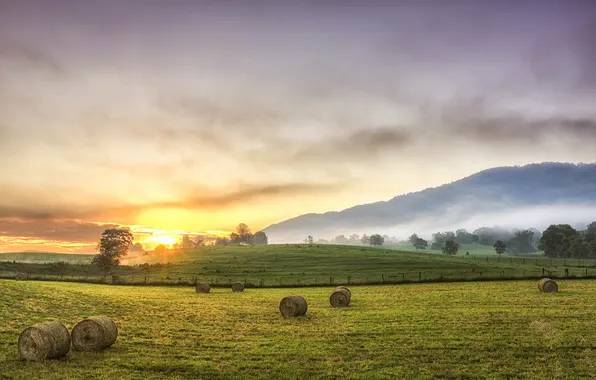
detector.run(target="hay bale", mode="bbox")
[279,296,308,317]
[196,282,211,293]
[15,273,27,281]
[330,288,351,307]
[71,317,118,351]
[18,321,71,361]
[538,278,558,293]
[232,282,244,292]
[335,286,351,298]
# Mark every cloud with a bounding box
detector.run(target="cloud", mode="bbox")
[0,40,66,76]
[281,128,413,164]
[0,219,121,243]
[0,182,343,222]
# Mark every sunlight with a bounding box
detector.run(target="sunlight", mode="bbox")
[144,235,178,246]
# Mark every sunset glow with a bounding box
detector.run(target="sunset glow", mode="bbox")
[143,234,179,247]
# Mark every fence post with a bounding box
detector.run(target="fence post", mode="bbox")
[381,274,385,283]
[402,273,405,281]
[418,272,421,281]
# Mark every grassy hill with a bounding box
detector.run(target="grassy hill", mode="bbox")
[1,244,593,286]
[2,279,596,378]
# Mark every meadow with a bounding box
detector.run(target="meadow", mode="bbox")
[1,279,596,379]
[0,245,593,287]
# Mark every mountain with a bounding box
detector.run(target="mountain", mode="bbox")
[263,162,596,242]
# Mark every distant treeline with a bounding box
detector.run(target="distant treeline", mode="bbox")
[314,222,596,259]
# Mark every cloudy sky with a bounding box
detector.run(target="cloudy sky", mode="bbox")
[1,0,595,252]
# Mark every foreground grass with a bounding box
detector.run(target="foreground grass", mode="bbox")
[2,279,596,379]
[1,245,591,286]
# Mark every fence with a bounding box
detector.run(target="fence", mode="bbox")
[2,266,596,288]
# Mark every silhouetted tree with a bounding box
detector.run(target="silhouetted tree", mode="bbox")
[230,232,242,245]
[92,229,134,275]
[307,235,314,245]
[215,237,230,246]
[235,223,253,244]
[333,235,349,244]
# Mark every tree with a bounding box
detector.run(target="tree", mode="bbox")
[253,231,268,245]
[413,238,428,250]
[493,240,506,255]
[92,229,134,275]
[307,235,314,245]
[369,234,385,246]
[235,223,253,244]
[408,233,420,246]
[455,229,475,244]
[333,235,349,244]
[442,240,459,256]
[229,232,242,245]
[215,237,230,246]
[539,224,579,258]
[348,234,360,244]
[507,230,536,254]
[361,234,370,245]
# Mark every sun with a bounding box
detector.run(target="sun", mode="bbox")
[146,235,178,246]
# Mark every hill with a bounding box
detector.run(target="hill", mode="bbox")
[1,244,592,286]
[263,162,596,242]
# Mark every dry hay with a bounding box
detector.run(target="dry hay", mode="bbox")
[232,282,245,292]
[196,282,211,293]
[15,273,27,281]
[335,286,351,298]
[279,296,308,317]
[71,316,118,352]
[18,321,71,361]
[538,278,558,293]
[330,287,351,307]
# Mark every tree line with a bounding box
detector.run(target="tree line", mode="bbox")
[407,222,596,258]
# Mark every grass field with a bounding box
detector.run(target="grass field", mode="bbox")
[1,245,593,287]
[2,279,596,379]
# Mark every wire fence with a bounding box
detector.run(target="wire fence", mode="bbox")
[2,266,596,288]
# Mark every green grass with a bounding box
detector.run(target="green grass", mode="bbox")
[0,252,93,264]
[1,244,594,286]
[2,279,596,379]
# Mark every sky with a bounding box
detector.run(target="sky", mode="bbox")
[1,0,596,252]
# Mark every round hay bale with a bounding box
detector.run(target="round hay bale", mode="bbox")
[279,296,308,317]
[232,282,244,292]
[538,278,558,293]
[196,282,211,293]
[15,273,27,281]
[71,317,118,352]
[330,288,351,307]
[18,321,71,361]
[335,286,351,298]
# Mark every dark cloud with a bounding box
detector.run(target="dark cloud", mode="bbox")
[0,40,66,76]
[0,219,121,243]
[272,128,413,165]
[0,182,343,222]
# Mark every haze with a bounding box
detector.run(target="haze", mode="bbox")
[1,0,596,252]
